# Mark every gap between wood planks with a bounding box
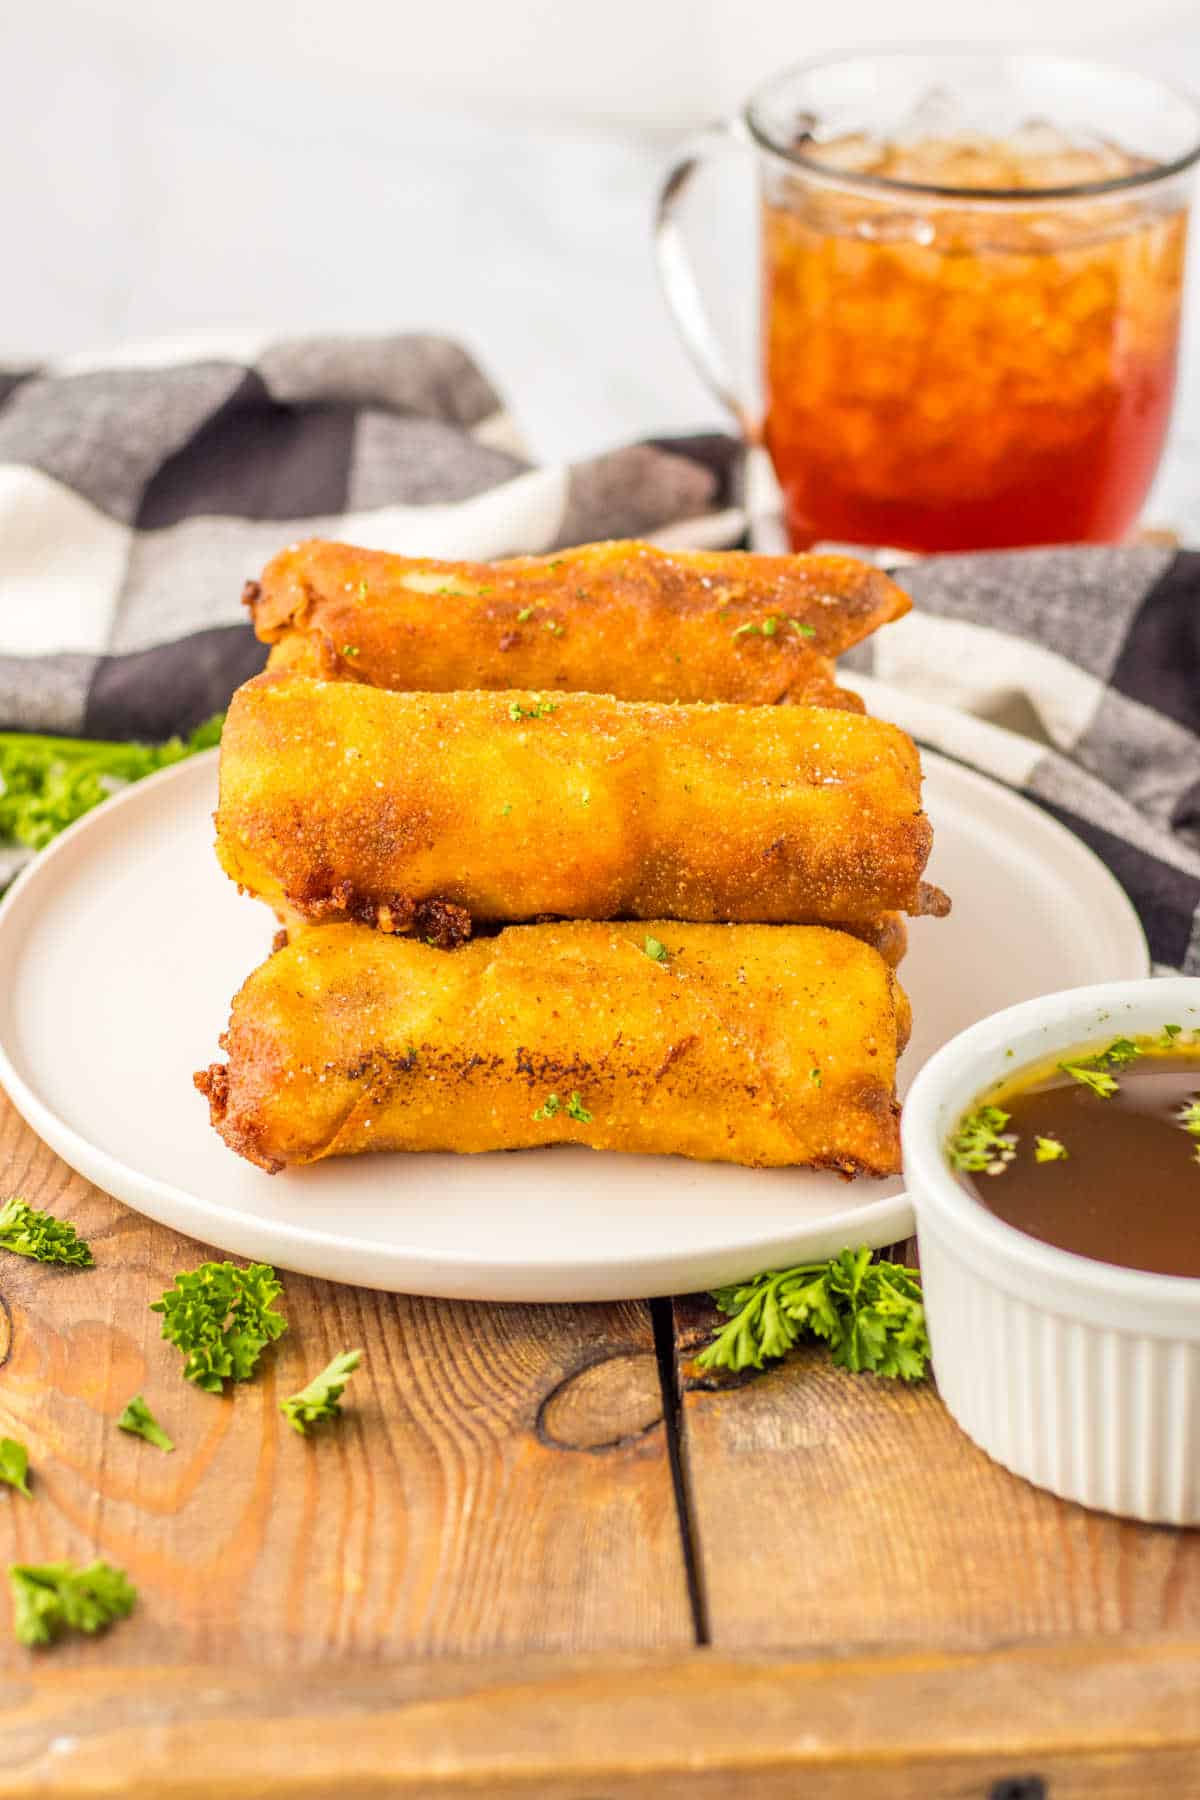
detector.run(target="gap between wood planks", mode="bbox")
[650,1295,710,1646]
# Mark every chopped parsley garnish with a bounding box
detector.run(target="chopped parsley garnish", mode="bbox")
[0,1438,31,1499]
[698,1248,928,1379]
[946,1105,1017,1174]
[1162,1023,1183,1045]
[0,716,223,859]
[117,1396,174,1453]
[642,936,668,963]
[508,700,558,722]
[544,619,564,637]
[1178,1098,1200,1135]
[9,1560,136,1648]
[280,1349,362,1435]
[0,1199,93,1268]
[357,579,368,600]
[516,606,534,622]
[732,614,816,643]
[809,1067,822,1087]
[1034,1135,1068,1162]
[533,1091,592,1124]
[500,801,513,816]
[151,1261,287,1393]
[341,644,361,658]
[788,617,817,638]
[1058,1062,1119,1098]
[1100,1037,1141,1067]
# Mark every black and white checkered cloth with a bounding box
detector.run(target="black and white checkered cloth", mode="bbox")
[1,333,1198,970]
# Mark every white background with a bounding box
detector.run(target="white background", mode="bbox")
[5,0,1200,532]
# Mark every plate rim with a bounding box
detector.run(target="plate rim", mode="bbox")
[0,744,1149,1299]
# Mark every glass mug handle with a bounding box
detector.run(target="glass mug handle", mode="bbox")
[654,119,762,448]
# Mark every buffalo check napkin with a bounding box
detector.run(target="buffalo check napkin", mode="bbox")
[0,332,1197,969]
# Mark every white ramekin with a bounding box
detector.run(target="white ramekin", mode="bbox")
[902,977,1200,1525]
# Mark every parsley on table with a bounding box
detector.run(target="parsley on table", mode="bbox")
[151,1261,287,1393]
[280,1350,362,1435]
[0,1198,93,1268]
[508,700,558,722]
[8,1560,136,1648]
[1034,1135,1068,1162]
[642,936,668,963]
[0,1438,31,1499]
[945,1106,1017,1174]
[0,716,223,859]
[117,1396,174,1453]
[697,1248,928,1380]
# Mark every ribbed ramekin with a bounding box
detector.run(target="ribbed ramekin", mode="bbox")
[902,978,1200,1525]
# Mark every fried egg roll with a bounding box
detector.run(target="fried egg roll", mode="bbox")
[215,676,945,938]
[246,537,910,709]
[196,921,911,1175]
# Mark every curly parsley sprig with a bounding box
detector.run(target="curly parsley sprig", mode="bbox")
[0,1198,93,1267]
[697,1248,929,1380]
[945,1106,1017,1174]
[0,716,223,858]
[8,1560,136,1648]
[151,1261,287,1393]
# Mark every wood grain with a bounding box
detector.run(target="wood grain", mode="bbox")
[2,1640,1199,1797]
[0,1093,693,1668]
[673,1272,1200,1649]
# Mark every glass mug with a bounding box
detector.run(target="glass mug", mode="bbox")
[656,50,1200,553]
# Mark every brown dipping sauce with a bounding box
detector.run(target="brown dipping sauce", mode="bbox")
[953,1039,1200,1279]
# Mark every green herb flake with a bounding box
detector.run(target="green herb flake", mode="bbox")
[0,716,223,860]
[1161,1023,1183,1046]
[566,1092,592,1123]
[500,801,513,817]
[544,619,565,637]
[0,1198,93,1268]
[642,936,668,963]
[341,644,361,658]
[1177,1098,1200,1136]
[117,1396,174,1454]
[280,1349,362,1436]
[1059,1062,1119,1099]
[1034,1135,1068,1163]
[1100,1037,1141,1067]
[761,615,778,637]
[532,1093,561,1121]
[788,617,817,639]
[150,1261,287,1394]
[809,1067,822,1087]
[8,1560,136,1648]
[509,699,558,721]
[698,1247,928,1380]
[0,1438,32,1499]
[731,620,760,639]
[357,579,368,600]
[516,607,534,622]
[946,1105,1017,1174]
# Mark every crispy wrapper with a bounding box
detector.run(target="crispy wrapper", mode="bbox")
[215,676,946,935]
[196,921,911,1175]
[247,537,911,709]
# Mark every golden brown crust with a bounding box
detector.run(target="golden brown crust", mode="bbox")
[199,921,910,1175]
[247,538,909,709]
[215,676,941,932]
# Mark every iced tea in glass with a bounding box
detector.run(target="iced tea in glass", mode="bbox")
[658,54,1200,552]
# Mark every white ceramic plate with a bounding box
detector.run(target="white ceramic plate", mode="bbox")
[0,740,1147,1301]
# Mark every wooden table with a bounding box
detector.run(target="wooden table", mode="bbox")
[1,1090,1197,1796]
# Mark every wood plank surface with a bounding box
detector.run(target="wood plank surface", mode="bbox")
[673,1257,1200,1650]
[0,1093,693,1668]
[3,1640,1200,1797]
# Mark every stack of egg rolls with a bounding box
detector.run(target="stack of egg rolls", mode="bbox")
[199,540,944,1176]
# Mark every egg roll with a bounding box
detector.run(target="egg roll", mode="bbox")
[245,537,910,709]
[196,921,911,1175]
[215,676,946,939]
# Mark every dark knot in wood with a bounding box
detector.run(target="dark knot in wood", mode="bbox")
[538,1351,663,1452]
